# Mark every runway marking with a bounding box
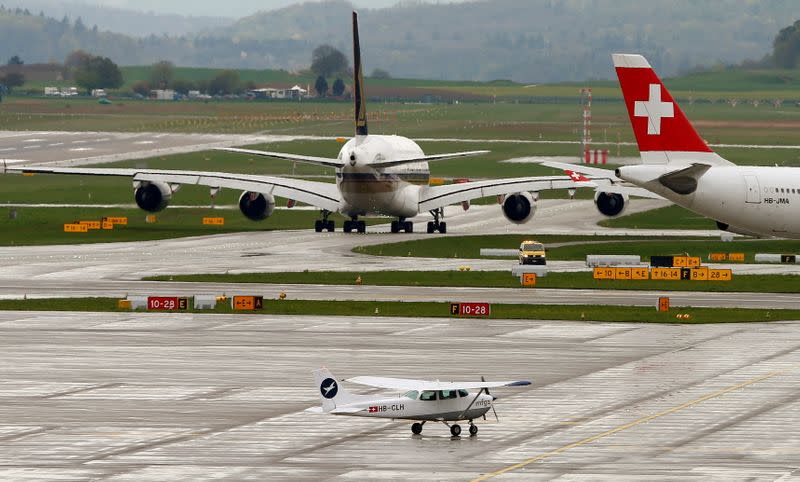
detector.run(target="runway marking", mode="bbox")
[472,370,786,481]
[22,145,41,149]
[0,147,16,152]
[48,143,64,147]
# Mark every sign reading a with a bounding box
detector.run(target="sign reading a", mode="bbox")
[232,295,264,310]
[450,302,491,317]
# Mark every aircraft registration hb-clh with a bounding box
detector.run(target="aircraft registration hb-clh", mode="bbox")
[541,53,800,239]
[0,11,591,235]
[307,368,530,437]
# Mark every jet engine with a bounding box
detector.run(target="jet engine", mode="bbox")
[239,191,275,221]
[134,181,172,212]
[594,191,628,217]
[502,192,536,224]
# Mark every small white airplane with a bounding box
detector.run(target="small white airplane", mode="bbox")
[306,368,531,437]
[539,53,800,239]
[0,12,587,234]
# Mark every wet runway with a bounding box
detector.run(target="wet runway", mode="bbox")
[1,310,798,480]
[0,130,332,168]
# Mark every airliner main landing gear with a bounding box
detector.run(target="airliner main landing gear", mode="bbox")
[426,208,446,234]
[343,217,366,233]
[314,210,335,232]
[391,218,413,233]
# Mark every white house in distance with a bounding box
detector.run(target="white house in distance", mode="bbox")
[247,85,309,99]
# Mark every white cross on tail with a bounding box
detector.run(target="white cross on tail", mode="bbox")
[634,84,674,135]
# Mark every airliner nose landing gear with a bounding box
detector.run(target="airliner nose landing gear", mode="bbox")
[344,217,366,233]
[314,210,335,232]
[426,208,447,234]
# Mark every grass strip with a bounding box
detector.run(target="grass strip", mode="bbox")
[144,270,800,293]
[354,235,800,262]
[0,297,797,324]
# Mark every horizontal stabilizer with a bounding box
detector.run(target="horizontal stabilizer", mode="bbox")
[369,150,489,168]
[657,163,712,195]
[217,147,345,168]
[331,405,367,414]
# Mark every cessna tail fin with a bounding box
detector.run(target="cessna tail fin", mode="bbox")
[312,367,361,411]
[612,54,732,166]
[353,11,368,138]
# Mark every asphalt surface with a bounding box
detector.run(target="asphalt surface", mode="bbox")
[1,311,799,480]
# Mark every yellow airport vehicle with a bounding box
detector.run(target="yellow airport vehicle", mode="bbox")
[518,240,546,265]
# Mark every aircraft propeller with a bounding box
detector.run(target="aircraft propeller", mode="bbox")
[482,376,499,422]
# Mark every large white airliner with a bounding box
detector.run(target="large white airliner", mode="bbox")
[541,53,800,239]
[0,12,584,234]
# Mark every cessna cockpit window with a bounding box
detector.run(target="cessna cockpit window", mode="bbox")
[458,389,469,397]
[439,390,458,400]
[403,390,419,400]
[419,390,437,401]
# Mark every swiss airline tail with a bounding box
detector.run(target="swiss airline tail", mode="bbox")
[613,54,732,166]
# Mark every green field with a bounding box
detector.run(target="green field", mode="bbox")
[1,296,797,323]
[0,206,383,246]
[145,270,800,294]
[600,205,719,230]
[354,235,800,262]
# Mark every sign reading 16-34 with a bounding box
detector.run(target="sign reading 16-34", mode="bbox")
[450,302,491,317]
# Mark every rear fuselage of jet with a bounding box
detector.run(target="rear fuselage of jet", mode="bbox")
[335,134,430,218]
[618,164,800,238]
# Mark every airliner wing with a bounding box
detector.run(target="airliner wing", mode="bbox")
[418,176,591,212]
[369,150,490,168]
[532,160,665,199]
[216,147,346,168]
[347,376,531,391]
[3,164,342,212]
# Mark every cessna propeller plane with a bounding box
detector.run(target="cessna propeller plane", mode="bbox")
[306,368,531,437]
[0,12,588,234]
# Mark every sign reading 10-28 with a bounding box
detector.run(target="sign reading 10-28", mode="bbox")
[450,302,491,317]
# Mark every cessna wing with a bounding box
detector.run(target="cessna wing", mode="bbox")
[346,376,531,391]
[2,163,342,212]
[418,175,593,212]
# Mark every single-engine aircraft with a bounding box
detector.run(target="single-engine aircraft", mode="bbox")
[306,368,531,437]
[1,12,590,234]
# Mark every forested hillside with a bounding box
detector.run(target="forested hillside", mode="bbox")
[0,0,797,82]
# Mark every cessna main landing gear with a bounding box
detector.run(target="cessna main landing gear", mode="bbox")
[450,424,462,437]
[343,217,366,233]
[411,421,425,435]
[426,208,446,234]
[314,210,335,232]
[391,218,413,233]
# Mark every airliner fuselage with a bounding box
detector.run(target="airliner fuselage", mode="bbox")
[336,135,430,218]
[619,165,800,238]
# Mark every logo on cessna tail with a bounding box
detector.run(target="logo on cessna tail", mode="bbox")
[320,378,338,399]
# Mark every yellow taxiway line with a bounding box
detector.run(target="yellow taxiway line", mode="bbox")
[473,370,785,481]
